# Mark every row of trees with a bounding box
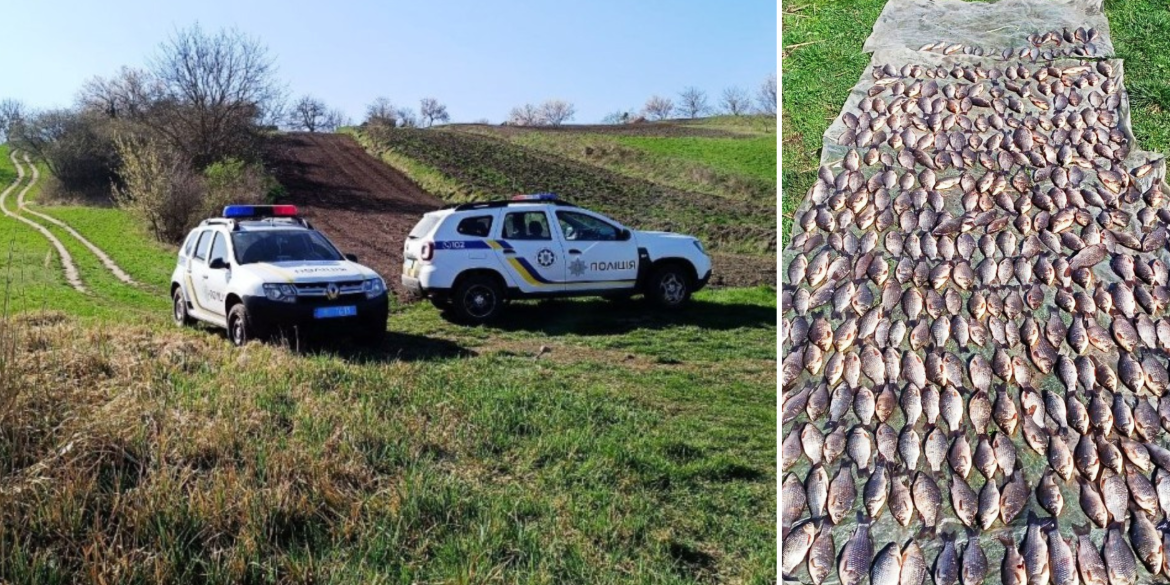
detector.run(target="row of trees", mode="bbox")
[288,95,451,133]
[604,74,777,124]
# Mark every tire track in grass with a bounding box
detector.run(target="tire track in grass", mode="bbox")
[0,151,86,293]
[15,153,137,285]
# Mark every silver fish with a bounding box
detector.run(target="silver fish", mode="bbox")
[1079,476,1110,528]
[1000,534,1027,585]
[864,462,890,518]
[872,542,903,585]
[827,464,857,524]
[1103,525,1137,585]
[838,518,874,585]
[1074,523,1108,585]
[1038,469,1064,516]
[1000,470,1028,525]
[1024,515,1051,585]
[807,524,835,584]
[901,541,928,585]
[891,473,915,526]
[978,476,1001,530]
[961,534,988,585]
[802,422,825,465]
[782,520,818,575]
[1129,508,1163,572]
[951,473,979,528]
[935,534,960,585]
[913,471,941,528]
[783,472,808,529]
[1048,525,1078,585]
[899,426,921,470]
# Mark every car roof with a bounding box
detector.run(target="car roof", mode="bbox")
[199,218,315,232]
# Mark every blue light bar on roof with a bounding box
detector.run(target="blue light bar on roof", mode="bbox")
[223,205,298,218]
[511,193,559,201]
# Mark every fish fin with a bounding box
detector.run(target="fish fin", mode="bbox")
[1072,522,1090,536]
[915,524,936,541]
[996,533,1015,547]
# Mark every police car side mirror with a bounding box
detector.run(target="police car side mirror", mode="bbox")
[345,253,359,262]
[208,257,228,270]
[620,229,632,241]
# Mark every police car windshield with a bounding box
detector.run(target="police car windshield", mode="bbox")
[231,231,343,264]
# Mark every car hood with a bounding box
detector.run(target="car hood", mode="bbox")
[633,230,700,244]
[243,260,378,283]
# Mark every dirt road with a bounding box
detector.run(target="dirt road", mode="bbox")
[266,133,444,295]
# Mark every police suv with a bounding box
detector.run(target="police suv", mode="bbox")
[402,193,712,323]
[171,205,389,346]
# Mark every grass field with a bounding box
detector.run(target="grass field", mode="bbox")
[779,0,1170,245]
[351,119,778,258]
[0,145,777,583]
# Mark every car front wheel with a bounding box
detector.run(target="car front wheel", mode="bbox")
[647,264,692,309]
[451,275,504,324]
[227,304,253,347]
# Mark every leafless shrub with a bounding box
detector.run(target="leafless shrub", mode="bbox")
[757,73,777,115]
[0,99,26,142]
[419,97,449,127]
[364,97,397,128]
[288,95,346,132]
[507,103,542,126]
[720,86,752,116]
[642,95,674,120]
[539,100,575,126]
[677,87,709,118]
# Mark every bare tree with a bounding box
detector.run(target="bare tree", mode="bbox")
[600,109,634,124]
[677,87,709,118]
[539,100,575,126]
[77,67,161,120]
[642,95,674,121]
[365,97,397,127]
[721,86,751,116]
[0,99,26,141]
[324,108,349,131]
[288,95,329,132]
[507,103,542,126]
[419,97,449,127]
[757,73,777,115]
[148,23,286,167]
[396,107,419,128]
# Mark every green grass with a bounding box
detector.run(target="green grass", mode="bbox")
[780,0,1170,246]
[0,142,777,583]
[614,135,777,186]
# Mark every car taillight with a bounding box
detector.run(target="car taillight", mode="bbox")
[421,241,434,261]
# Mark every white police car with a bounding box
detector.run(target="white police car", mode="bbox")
[401,193,712,323]
[170,205,389,346]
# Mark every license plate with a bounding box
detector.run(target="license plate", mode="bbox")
[314,305,357,319]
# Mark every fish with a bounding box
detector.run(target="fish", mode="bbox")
[935,533,960,585]
[1125,463,1159,516]
[807,524,835,584]
[1075,433,1101,480]
[1099,467,1130,524]
[1130,508,1164,572]
[941,385,964,431]
[993,386,1019,434]
[783,472,808,530]
[1000,469,1028,525]
[864,461,890,518]
[838,515,874,585]
[1036,467,1064,519]
[1048,525,1079,585]
[782,520,819,576]
[914,471,942,528]
[875,385,898,422]
[961,533,988,585]
[951,474,979,528]
[1000,533,1028,585]
[993,432,1018,476]
[872,542,903,585]
[854,387,877,426]
[899,426,921,470]
[801,423,825,465]
[823,424,847,465]
[1157,468,1170,518]
[901,541,928,585]
[973,434,998,479]
[1079,476,1110,528]
[848,426,874,474]
[1048,433,1074,480]
[949,433,973,479]
[1024,513,1052,585]
[890,473,915,526]
[925,426,949,472]
[901,383,922,426]
[1073,523,1108,585]
[807,383,830,423]
[1103,525,1137,585]
[923,384,941,424]
[1119,437,1152,472]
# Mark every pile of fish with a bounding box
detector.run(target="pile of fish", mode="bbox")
[917,27,1105,61]
[781,15,1170,585]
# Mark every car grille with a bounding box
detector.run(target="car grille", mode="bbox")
[294,281,365,306]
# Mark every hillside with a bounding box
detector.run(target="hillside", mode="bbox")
[349,115,777,288]
[0,145,777,583]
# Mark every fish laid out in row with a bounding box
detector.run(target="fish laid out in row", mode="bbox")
[782,14,1170,584]
[917,27,1105,62]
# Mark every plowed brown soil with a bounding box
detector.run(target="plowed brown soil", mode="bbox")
[266,132,443,296]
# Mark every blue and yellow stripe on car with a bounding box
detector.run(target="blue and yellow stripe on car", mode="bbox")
[434,239,634,289]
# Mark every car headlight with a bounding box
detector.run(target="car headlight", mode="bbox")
[692,239,706,254]
[363,278,386,299]
[263,283,298,303]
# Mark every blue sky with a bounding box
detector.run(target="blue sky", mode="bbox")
[2,0,777,124]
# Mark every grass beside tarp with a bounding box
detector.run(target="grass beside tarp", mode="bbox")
[780,0,1170,248]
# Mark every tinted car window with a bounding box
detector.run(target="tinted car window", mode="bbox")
[457,216,493,237]
[503,212,551,240]
[182,231,199,257]
[194,230,212,261]
[409,215,441,239]
[209,233,229,264]
[556,211,620,241]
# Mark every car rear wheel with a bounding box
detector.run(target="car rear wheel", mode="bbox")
[227,304,252,347]
[646,264,692,309]
[452,274,504,324]
[173,288,194,327]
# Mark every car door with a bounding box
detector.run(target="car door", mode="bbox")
[553,209,639,290]
[185,230,216,316]
[496,209,566,293]
[201,232,232,316]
